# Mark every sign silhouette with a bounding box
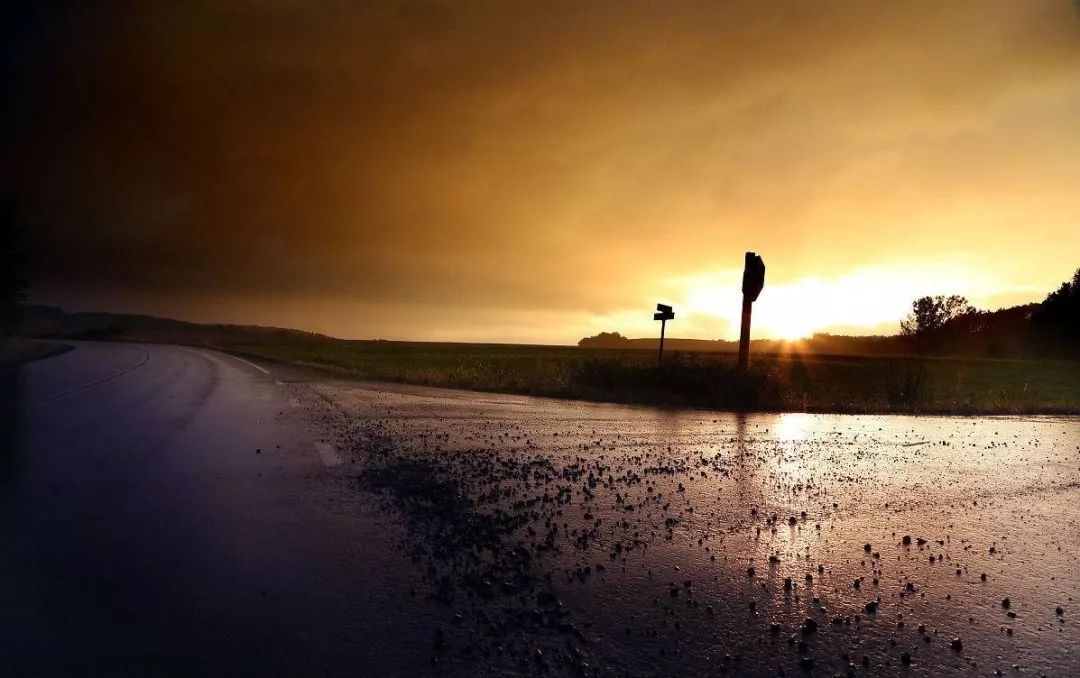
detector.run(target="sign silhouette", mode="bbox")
[738,252,765,369]
[654,303,674,364]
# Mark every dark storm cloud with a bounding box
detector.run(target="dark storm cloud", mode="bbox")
[7,1,1080,340]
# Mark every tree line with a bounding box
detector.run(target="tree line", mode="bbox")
[580,268,1080,360]
[899,268,1080,358]
[1,201,28,337]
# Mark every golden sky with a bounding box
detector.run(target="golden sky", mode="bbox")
[11,1,1080,343]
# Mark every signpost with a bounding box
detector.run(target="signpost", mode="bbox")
[738,252,766,370]
[654,303,675,364]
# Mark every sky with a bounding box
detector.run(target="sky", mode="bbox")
[6,0,1080,344]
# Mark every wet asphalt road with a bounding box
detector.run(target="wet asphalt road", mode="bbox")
[0,342,435,677]
[323,382,1080,677]
[2,341,1079,677]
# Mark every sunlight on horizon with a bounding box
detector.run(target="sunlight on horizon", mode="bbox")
[585,260,1045,343]
[683,263,999,340]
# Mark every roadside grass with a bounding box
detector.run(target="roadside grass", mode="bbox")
[224,340,1080,414]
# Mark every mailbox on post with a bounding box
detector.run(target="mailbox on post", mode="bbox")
[654,303,675,364]
[738,252,765,369]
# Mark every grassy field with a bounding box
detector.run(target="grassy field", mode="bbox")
[226,340,1080,414]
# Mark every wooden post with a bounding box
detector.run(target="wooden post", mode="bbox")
[658,317,666,365]
[738,295,752,370]
[738,252,765,370]
[654,303,674,365]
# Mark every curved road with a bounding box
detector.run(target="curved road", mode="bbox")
[4,342,1078,677]
[1,342,433,677]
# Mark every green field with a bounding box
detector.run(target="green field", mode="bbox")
[227,340,1080,415]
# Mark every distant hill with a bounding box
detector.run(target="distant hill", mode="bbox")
[15,264,1079,361]
[17,305,333,346]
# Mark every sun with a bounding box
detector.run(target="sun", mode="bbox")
[678,276,823,340]
[758,300,822,340]
[766,315,817,341]
[675,264,981,341]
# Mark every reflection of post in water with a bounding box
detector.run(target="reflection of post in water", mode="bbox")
[730,412,764,513]
[735,412,747,458]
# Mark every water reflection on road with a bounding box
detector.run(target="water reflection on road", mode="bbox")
[323,382,1080,676]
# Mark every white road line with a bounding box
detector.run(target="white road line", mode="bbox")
[225,353,270,374]
[313,442,343,467]
[31,347,152,407]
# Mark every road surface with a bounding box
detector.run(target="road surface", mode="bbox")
[2,341,1078,676]
[1,342,435,677]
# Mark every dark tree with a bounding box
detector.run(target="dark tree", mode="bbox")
[1033,268,1080,354]
[1,201,29,336]
[578,331,631,348]
[899,295,974,337]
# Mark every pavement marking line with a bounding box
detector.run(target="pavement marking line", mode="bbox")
[275,380,285,386]
[31,347,152,408]
[313,442,343,467]
[225,353,270,375]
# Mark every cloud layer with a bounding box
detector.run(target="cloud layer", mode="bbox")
[9,1,1080,341]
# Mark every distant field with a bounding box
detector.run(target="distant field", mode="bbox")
[227,340,1080,414]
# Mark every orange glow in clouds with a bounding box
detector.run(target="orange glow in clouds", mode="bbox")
[589,260,1045,342]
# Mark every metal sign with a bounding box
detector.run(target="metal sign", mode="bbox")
[654,303,674,363]
[738,252,766,369]
[742,252,765,302]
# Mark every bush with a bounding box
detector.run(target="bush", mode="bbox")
[575,354,783,410]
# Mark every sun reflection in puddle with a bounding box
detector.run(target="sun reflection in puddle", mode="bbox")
[775,412,814,443]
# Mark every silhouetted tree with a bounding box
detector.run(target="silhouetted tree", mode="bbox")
[578,331,631,348]
[0,201,29,336]
[1033,268,1080,355]
[899,295,974,337]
